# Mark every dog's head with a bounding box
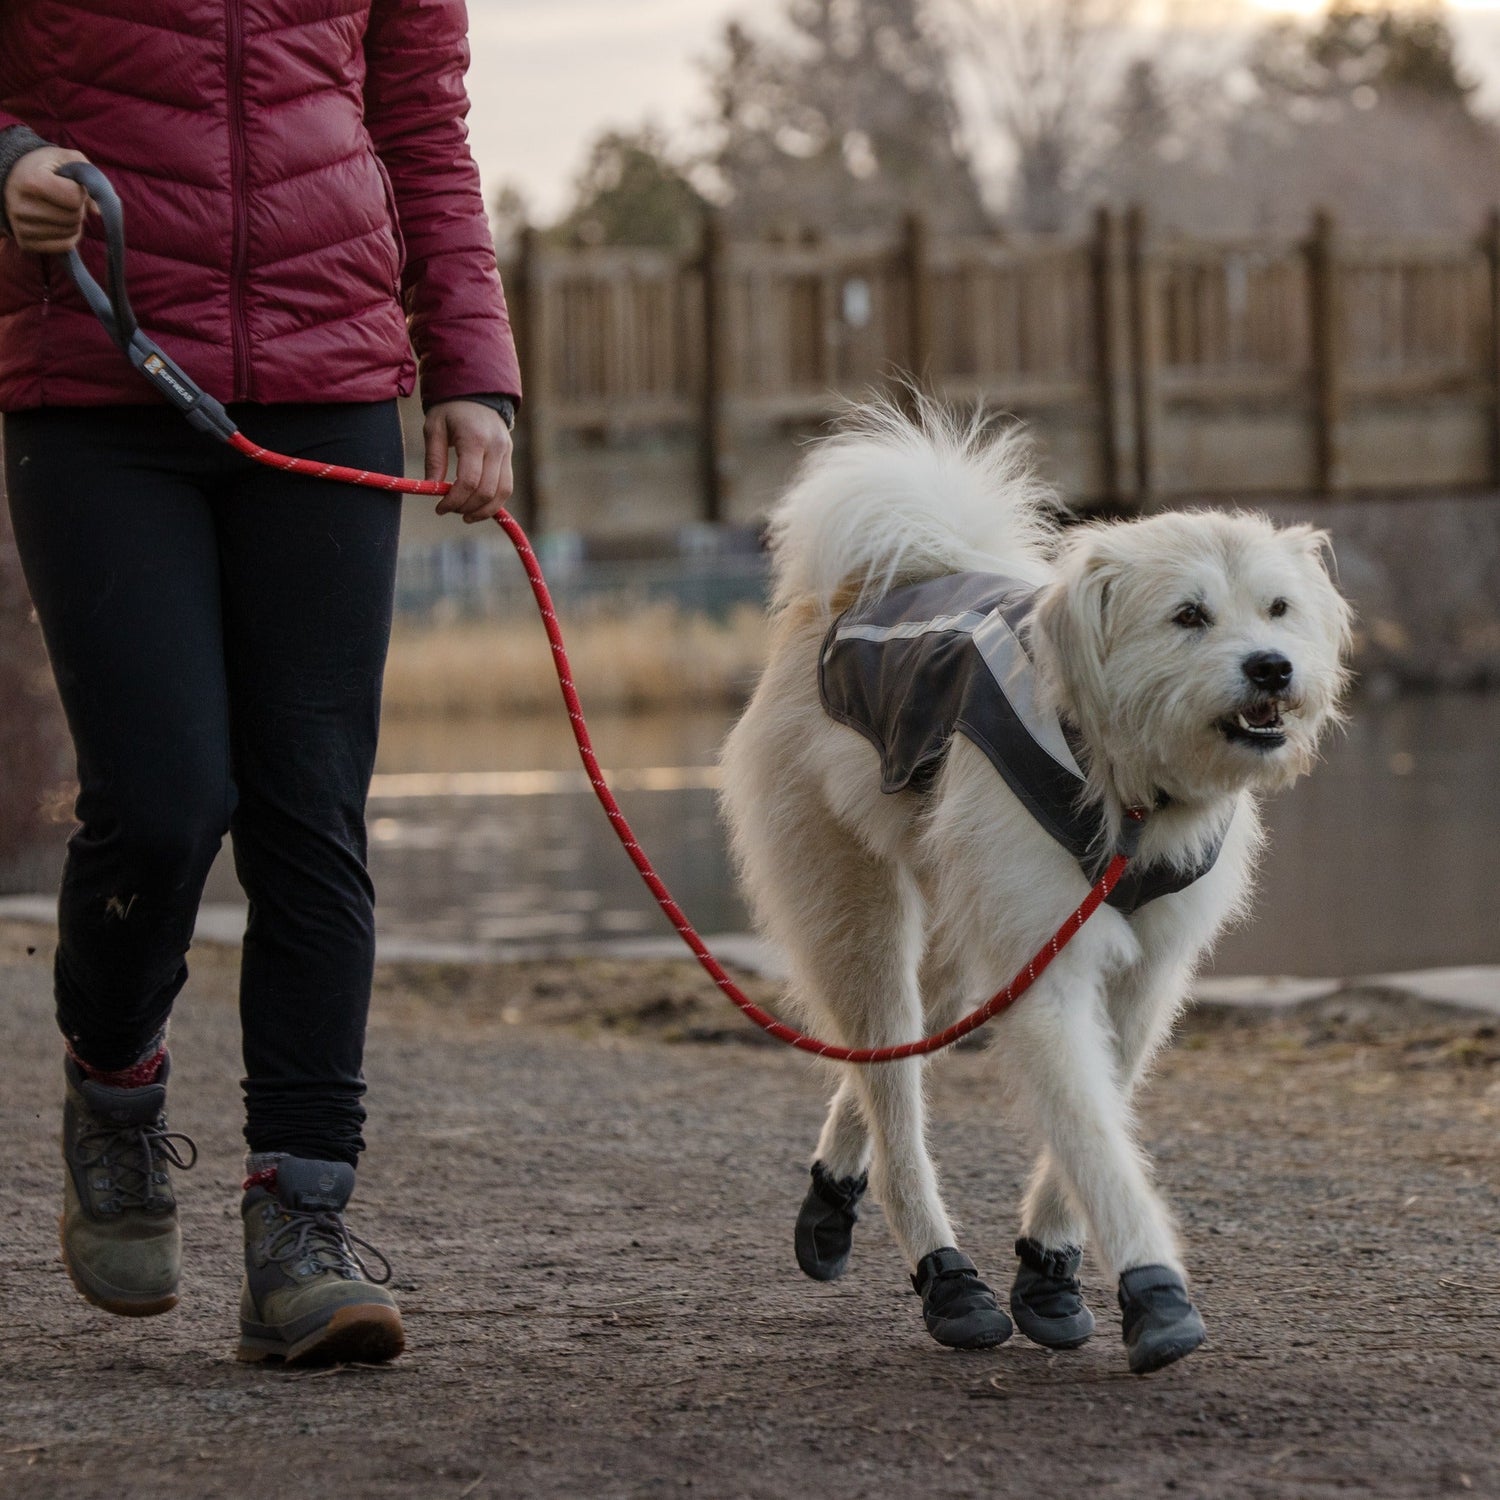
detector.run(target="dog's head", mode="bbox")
[1033,510,1353,808]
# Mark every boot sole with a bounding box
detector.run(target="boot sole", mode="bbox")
[1011,1299,1096,1351]
[58,1216,179,1318]
[238,1303,406,1367]
[926,1314,1014,1351]
[1128,1318,1207,1375]
[794,1225,852,1282]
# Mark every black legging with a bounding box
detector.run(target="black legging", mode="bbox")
[4,401,404,1165]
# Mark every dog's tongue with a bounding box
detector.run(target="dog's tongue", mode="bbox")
[1243,702,1280,728]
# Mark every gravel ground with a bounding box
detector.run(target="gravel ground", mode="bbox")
[1,920,1498,1500]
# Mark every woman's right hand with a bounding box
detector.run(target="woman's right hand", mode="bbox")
[4,146,91,254]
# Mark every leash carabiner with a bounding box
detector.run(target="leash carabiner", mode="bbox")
[55,161,238,442]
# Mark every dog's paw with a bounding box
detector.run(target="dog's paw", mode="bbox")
[794,1162,867,1282]
[912,1248,1013,1350]
[1117,1264,1206,1374]
[1009,1237,1095,1350]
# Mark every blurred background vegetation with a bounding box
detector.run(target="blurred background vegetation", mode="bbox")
[511,0,1496,248]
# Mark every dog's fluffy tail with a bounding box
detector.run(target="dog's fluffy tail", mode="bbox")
[767,398,1060,613]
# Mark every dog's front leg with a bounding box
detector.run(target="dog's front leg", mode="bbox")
[1018,953,1191,1256]
[1002,969,1206,1372]
[1004,975,1179,1275]
[1009,956,1194,1353]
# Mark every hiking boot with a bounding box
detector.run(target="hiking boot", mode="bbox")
[60,1052,196,1316]
[1118,1264,1206,1375]
[238,1156,405,1366]
[794,1161,868,1282]
[911,1247,1013,1350]
[1009,1237,1095,1349]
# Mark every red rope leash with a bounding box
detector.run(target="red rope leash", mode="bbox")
[228,431,1134,1063]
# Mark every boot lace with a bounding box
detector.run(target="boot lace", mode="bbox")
[264,1208,394,1286]
[73,1120,197,1213]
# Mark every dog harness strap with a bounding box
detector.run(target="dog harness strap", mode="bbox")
[818,572,1226,915]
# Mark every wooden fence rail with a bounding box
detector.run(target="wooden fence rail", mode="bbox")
[502,207,1500,532]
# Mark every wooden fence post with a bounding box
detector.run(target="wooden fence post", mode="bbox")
[1307,207,1345,496]
[1125,205,1158,506]
[1487,208,1500,488]
[512,225,549,532]
[699,208,731,526]
[1092,206,1132,508]
[902,210,933,403]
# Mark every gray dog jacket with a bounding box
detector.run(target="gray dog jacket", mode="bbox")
[817,571,1225,915]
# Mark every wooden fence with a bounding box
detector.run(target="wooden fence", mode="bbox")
[502,208,1500,532]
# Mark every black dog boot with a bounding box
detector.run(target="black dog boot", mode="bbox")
[1009,1237,1095,1349]
[912,1248,1013,1350]
[1118,1264,1206,1374]
[794,1161,868,1281]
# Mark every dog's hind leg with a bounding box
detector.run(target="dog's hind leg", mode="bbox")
[1008,1146,1095,1351]
[772,840,1010,1346]
[846,1046,1013,1349]
[795,1076,872,1282]
[813,1074,870,1180]
[797,940,967,1281]
[779,847,957,1274]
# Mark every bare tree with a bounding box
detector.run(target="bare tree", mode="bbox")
[945,0,1135,230]
[1094,1,1500,236]
[704,0,987,235]
[946,0,1247,230]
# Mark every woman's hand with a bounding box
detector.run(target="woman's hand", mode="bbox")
[4,147,91,254]
[424,399,515,524]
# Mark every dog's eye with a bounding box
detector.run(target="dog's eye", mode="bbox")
[1173,602,1211,629]
[1269,597,1289,619]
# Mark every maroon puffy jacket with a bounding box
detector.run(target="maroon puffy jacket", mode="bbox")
[0,0,521,411]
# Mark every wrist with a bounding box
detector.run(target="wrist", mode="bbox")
[0,126,53,237]
[426,393,517,431]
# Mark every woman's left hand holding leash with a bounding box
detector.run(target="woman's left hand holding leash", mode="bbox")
[425,399,514,523]
[4,148,95,254]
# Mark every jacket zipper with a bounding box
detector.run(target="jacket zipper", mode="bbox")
[226,0,251,400]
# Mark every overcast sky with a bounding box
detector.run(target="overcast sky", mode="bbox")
[462,0,1500,219]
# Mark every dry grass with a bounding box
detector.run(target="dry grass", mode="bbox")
[382,602,769,717]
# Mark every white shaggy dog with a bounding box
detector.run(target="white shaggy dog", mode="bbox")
[720,404,1351,1374]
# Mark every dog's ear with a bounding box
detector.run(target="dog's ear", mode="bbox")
[1032,532,1119,735]
[1282,523,1337,572]
[1280,524,1355,664]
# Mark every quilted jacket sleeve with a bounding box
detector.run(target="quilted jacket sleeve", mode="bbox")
[363,0,521,404]
[0,0,34,135]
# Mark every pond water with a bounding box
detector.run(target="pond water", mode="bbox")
[206,694,1500,978]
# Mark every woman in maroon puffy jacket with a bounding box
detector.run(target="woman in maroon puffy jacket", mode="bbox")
[0,0,521,1365]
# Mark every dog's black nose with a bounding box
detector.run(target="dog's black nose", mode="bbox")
[1242,651,1293,692]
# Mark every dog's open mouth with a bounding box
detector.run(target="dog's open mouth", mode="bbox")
[1218,700,1289,751]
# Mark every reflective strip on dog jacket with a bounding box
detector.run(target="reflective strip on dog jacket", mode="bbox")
[817,571,1225,915]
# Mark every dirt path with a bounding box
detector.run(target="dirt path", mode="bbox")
[2,920,1498,1500]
